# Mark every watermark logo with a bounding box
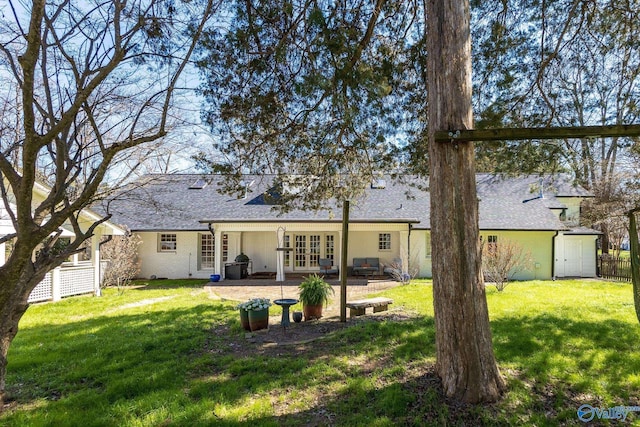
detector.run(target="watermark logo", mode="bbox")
[577,404,640,422]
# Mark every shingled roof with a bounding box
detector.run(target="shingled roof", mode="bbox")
[103,173,590,232]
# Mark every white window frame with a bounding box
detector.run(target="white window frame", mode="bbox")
[198,233,228,270]
[158,233,177,252]
[284,235,291,267]
[199,233,214,270]
[487,235,498,253]
[378,233,391,251]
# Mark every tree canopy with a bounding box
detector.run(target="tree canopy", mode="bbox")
[198,0,640,199]
[472,0,640,186]
[196,0,427,209]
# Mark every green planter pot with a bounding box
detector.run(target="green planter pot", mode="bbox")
[248,308,269,331]
[239,309,251,331]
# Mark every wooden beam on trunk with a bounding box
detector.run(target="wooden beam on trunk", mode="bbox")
[434,124,640,142]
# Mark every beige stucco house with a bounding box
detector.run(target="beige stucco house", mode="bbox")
[104,173,599,281]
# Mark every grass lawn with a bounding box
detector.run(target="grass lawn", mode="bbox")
[2,278,640,426]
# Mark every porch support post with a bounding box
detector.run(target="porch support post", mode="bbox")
[337,230,343,281]
[52,267,62,302]
[340,201,350,323]
[92,233,101,296]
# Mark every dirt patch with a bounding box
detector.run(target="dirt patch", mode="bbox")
[209,309,418,358]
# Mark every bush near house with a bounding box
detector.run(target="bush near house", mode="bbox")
[101,233,142,289]
[482,238,534,291]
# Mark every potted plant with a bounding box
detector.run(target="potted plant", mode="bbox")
[237,298,272,331]
[298,273,334,321]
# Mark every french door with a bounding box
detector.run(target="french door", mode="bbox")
[293,234,334,270]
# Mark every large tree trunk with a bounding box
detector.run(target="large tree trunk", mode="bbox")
[0,294,29,407]
[0,266,37,407]
[426,0,505,403]
[628,210,640,324]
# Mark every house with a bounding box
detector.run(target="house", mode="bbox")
[104,173,599,281]
[0,181,125,302]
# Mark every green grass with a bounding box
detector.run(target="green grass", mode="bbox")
[2,278,640,425]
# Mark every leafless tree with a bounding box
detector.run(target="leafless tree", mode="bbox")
[482,238,534,291]
[0,0,218,406]
[101,232,142,292]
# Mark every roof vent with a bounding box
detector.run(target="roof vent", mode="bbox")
[371,179,386,189]
[240,179,255,199]
[189,178,207,189]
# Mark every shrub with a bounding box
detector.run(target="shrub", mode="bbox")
[101,232,142,290]
[482,238,534,291]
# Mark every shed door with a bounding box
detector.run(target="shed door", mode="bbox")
[563,238,583,277]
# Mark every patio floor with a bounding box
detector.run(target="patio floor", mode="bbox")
[205,275,403,318]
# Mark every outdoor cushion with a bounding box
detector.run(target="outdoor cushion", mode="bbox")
[365,258,380,267]
[353,258,367,267]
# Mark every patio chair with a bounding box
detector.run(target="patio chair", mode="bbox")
[319,258,339,277]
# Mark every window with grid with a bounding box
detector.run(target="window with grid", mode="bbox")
[295,235,306,267]
[325,235,335,263]
[309,235,321,267]
[158,233,176,251]
[378,233,391,251]
[221,233,228,262]
[199,234,214,269]
[487,235,498,253]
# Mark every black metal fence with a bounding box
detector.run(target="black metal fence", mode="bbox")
[598,256,632,282]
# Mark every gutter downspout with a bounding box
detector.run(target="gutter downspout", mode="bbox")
[407,223,412,276]
[208,223,216,276]
[408,223,412,274]
[551,231,559,280]
[595,236,600,277]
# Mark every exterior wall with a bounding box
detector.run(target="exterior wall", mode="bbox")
[242,231,278,273]
[345,224,408,272]
[134,226,597,281]
[479,230,555,280]
[135,223,411,280]
[410,230,432,278]
[554,233,598,278]
[135,231,212,279]
[222,222,342,276]
[412,229,556,280]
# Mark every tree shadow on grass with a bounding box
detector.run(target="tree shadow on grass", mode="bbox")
[492,314,640,386]
[3,305,441,425]
[490,313,640,424]
[5,297,640,426]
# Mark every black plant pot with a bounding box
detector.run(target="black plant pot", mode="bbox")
[292,311,303,323]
